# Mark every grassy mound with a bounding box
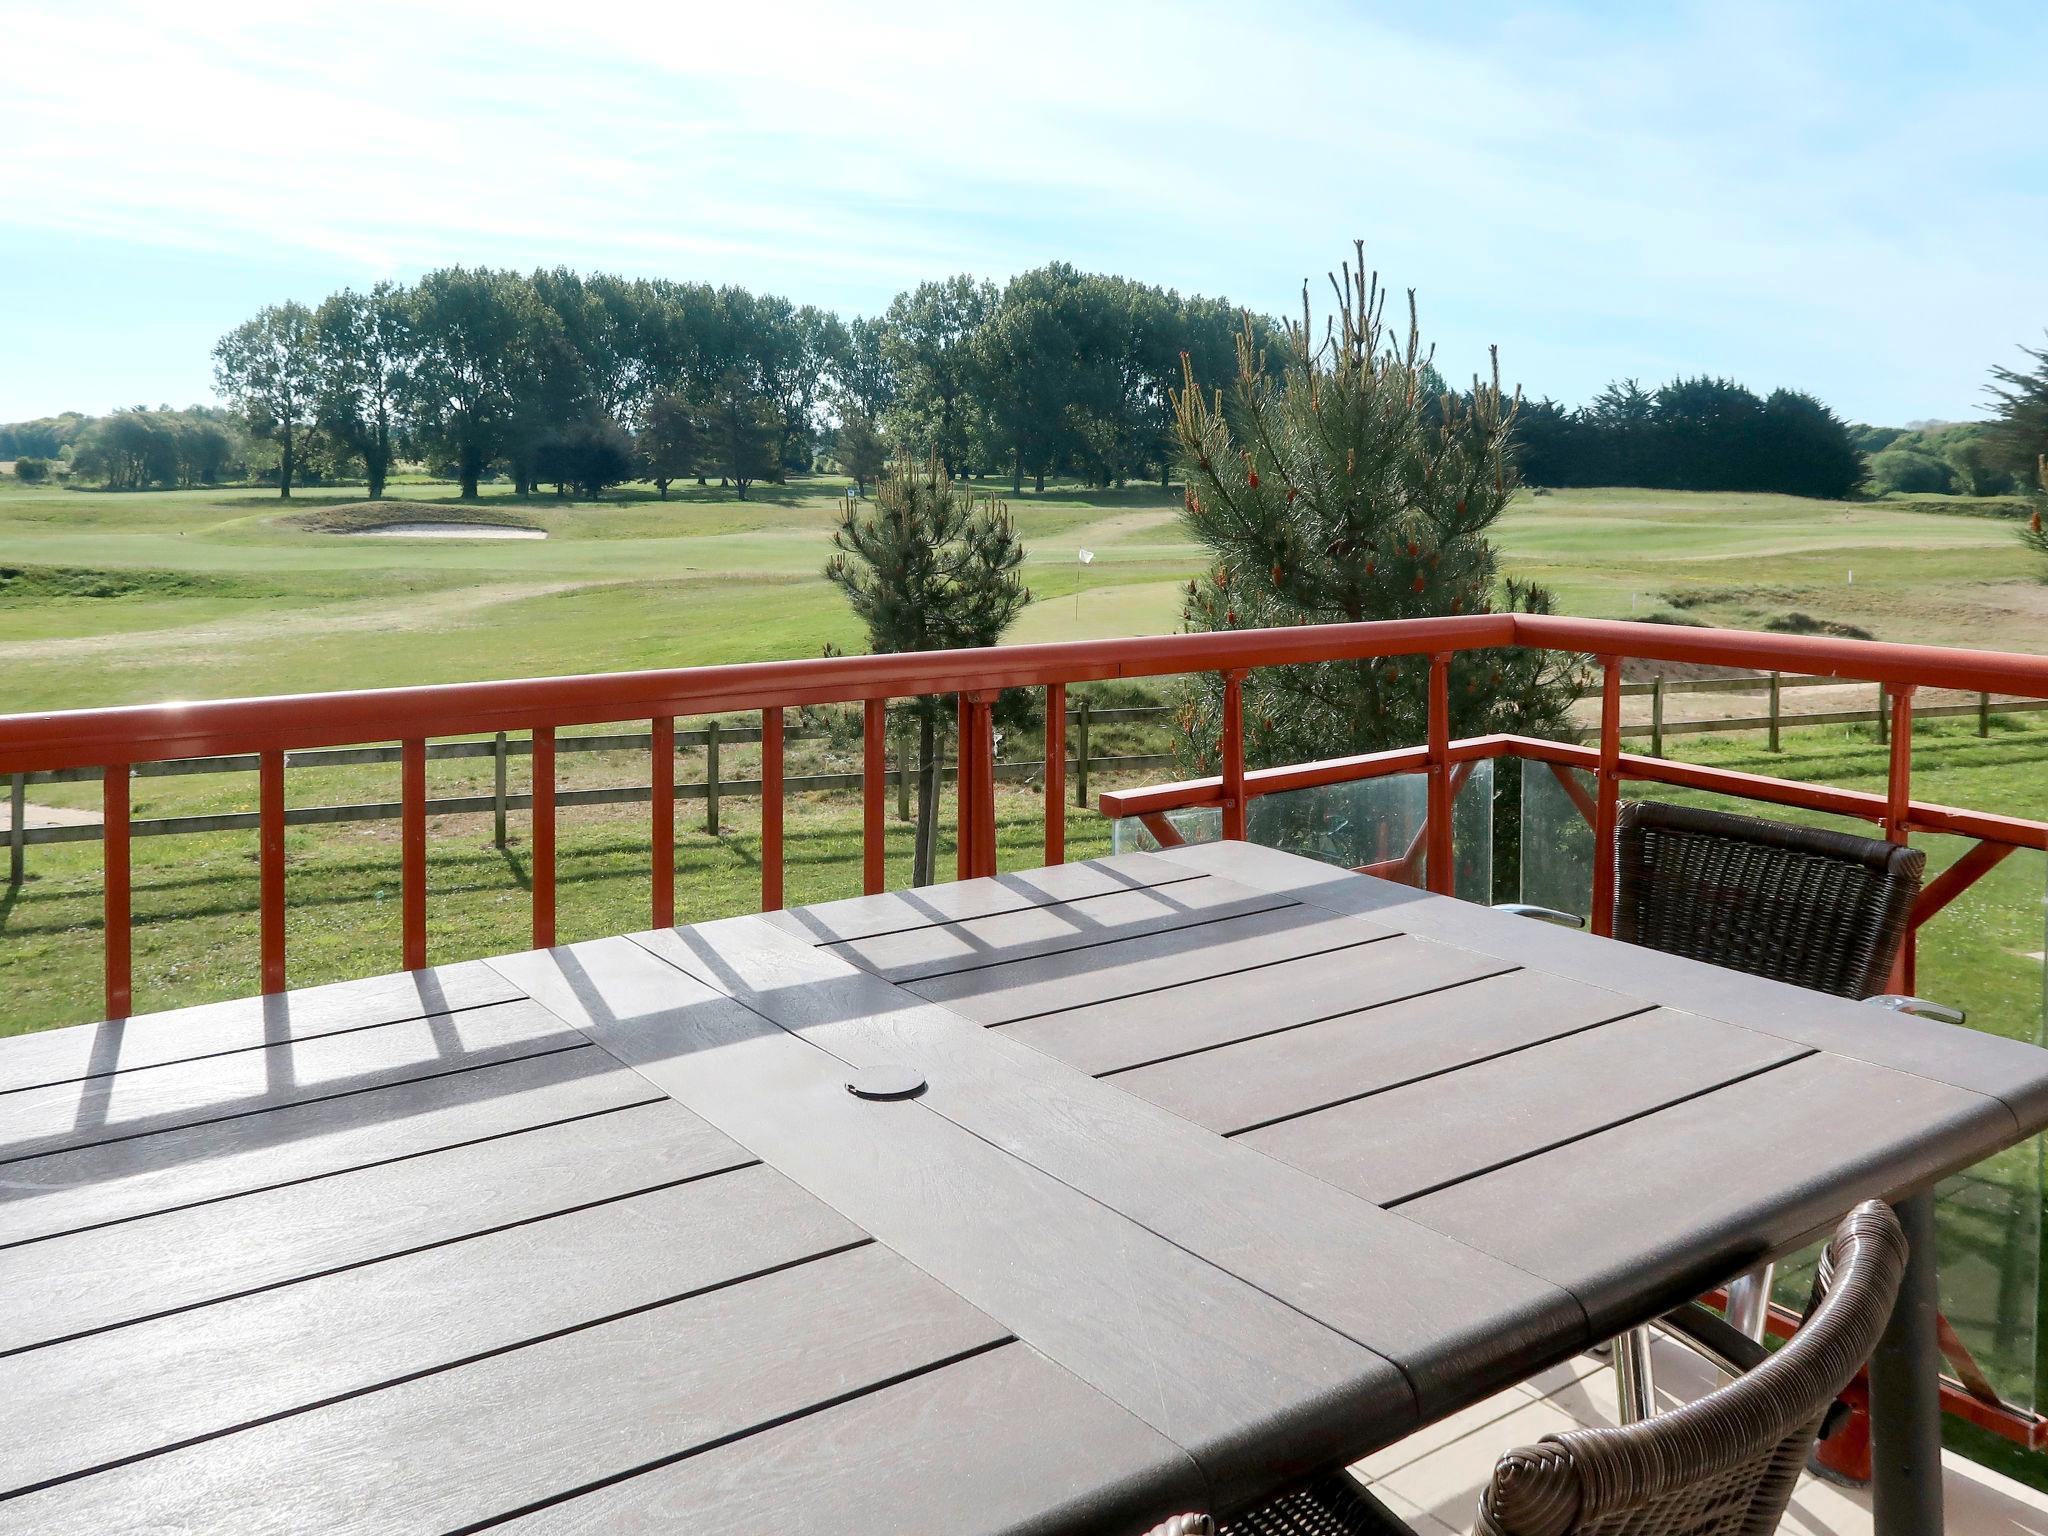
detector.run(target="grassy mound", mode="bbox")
[285,503,544,534]
[0,563,254,603]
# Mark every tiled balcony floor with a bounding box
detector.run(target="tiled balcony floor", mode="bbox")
[1356,1335,2048,1534]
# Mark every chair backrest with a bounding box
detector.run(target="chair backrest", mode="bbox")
[1614,801,1925,999]
[1477,1200,1908,1536]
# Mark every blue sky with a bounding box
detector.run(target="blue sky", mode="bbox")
[2,0,2043,425]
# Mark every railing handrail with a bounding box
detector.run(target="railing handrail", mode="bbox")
[0,616,1513,773]
[6,614,2046,776]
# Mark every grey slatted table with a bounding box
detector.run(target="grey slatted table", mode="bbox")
[6,843,2042,1534]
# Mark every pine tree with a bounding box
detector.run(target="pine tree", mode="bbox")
[2022,455,2047,566]
[1169,242,1582,785]
[826,454,1030,883]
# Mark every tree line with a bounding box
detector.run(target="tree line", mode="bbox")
[1510,376,1868,498]
[196,264,1284,500]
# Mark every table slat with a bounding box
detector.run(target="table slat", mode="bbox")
[492,1342,1207,1536]
[0,1164,861,1497]
[1155,840,2048,1130]
[0,960,522,1095]
[1402,1050,2023,1332]
[767,849,1198,945]
[1107,968,1649,1130]
[821,875,1295,982]
[6,1244,1006,1536]
[1241,1009,1811,1203]
[1009,933,1514,1077]
[0,1099,750,1354]
[0,998,587,1165]
[910,903,1393,1026]
[0,1046,659,1248]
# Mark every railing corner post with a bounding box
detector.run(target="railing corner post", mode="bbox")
[1425,653,1453,893]
[1221,669,1248,843]
[1590,657,1623,936]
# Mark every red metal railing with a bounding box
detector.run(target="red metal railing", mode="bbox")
[5,611,2048,1451]
[3,613,2046,1018]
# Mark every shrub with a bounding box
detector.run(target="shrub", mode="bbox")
[12,456,51,483]
[1867,448,1955,496]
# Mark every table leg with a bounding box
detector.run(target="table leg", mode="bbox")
[1869,1188,1942,1536]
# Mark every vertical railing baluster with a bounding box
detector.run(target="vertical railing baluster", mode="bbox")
[1885,685,1916,994]
[862,698,887,895]
[761,707,784,909]
[955,694,974,881]
[259,748,286,994]
[8,771,25,888]
[651,716,675,929]
[401,739,426,971]
[532,726,556,949]
[1043,682,1066,865]
[1426,654,1452,893]
[1590,658,1622,936]
[975,698,997,877]
[103,763,131,1017]
[1221,671,1247,844]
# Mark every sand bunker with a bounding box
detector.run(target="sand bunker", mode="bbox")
[345,522,546,540]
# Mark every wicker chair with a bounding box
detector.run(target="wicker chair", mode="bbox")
[1138,1201,1907,1536]
[1613,801,1927,1002]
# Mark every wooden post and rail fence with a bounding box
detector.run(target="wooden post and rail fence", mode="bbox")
[5,677,2047,885]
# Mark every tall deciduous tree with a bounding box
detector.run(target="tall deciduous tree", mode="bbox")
[698,368,778,498]
[314,284,408,499]
[1171,243,1580,797]
[838,315,897,421]
[833,410,887,495]
[825,454,1030,883]
[403,268,559,499]
[533,416,635,499]
[214,302,318,498]
[637,393,698,498]
[882,276,995,476]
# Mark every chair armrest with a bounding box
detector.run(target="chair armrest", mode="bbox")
[1866,995,1967,1026]
[1493,903,1586,930]
[1655,1300,1855,1441]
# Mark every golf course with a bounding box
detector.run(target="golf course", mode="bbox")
[2,474,2043,1039]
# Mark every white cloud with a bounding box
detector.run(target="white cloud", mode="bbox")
[2,0,2043,419]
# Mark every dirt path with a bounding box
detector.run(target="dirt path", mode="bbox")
[0,801,100,831]
[0,580,594,665]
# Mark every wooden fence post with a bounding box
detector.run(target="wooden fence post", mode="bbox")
[1979,693,1991,737]
[1877,683,1889,746]
[1768,673,1781,753]
[1075,699,1091,808]
[1650,676,1665,758]
[7,773,23,887]
[705,719,721,834]
[896,722,912,822]
[492,732,508,848]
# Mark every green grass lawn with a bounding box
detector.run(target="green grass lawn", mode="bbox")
[2,476,2043,717]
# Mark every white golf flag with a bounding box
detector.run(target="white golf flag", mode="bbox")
[1078,549,1095,564]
